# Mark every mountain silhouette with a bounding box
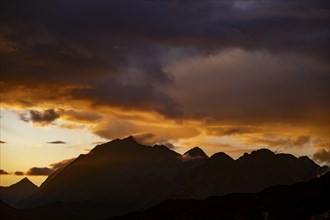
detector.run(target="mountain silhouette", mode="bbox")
[16,136,326,219]
[2,173,329,220]
[175,148,325,199]
[110,172,330,220]
[0,178,38,207]
[18,136,183,217]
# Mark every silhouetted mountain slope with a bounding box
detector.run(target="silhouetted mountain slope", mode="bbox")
[110,172,330,220]
[19,136,183,217]
[17,136,326,219]
[0,178,38,207]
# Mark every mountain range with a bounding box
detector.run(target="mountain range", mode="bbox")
[110,171,330,220]
[1,136,328,219]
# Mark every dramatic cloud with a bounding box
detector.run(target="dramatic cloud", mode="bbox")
[14,171,24,176]
[26,167,53,176]
[0,169,9,175]
[20,109,60,126]
[72,75,183,119]
[47,141,67,144]
[0,1,328,165]
[313,149,330,165]
[1,1,328,120]
[1,1,328,63]
[0,141,6,144]
[167,49,329,124]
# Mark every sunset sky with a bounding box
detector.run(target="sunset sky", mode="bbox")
[1,1,329,186]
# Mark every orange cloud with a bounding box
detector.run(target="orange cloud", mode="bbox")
[253,136,310,147]
[59,109,102,124]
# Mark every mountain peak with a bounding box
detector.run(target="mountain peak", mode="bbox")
[13,177,37,188]
[210,152,234,162]
[183,147,208,158]
[21,177,30,182]
[252,148,275,156]
[240,148,274,159]
[0,177,38,207]
[89,136,139,155]
[122,135,135,142]
[108,135,138,145]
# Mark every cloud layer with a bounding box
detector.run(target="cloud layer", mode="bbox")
[47,141,66,144]
[26,167,53,176]
[25,157,75,176]
[0,1,329,162]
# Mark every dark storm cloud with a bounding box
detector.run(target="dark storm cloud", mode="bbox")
[26,167,53,176]
[20,109,60,125]
[0,1,329,121]
[0,141,6,144]
[0,169,9,175]
[1,1,328,75]
[73,77,183,118]
[2,1,327,55]
[47,141,66,144]
[168,49,329,124]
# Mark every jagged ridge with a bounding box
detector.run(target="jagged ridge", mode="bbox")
[16,136,326,219]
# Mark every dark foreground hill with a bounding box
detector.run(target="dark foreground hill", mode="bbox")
[0,178,38,207]
[6,136,327,219]
[111,172,330,220]
[1,172,329,220]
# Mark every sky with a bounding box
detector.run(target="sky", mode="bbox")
[0,0,329,186]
